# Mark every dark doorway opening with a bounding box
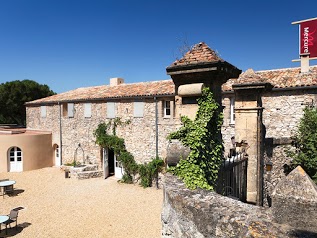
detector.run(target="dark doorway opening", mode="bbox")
[108,149,115,176]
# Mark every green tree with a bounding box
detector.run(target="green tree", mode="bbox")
[290,106,317,183]
[167,88,223,190]
[0,80,55,125]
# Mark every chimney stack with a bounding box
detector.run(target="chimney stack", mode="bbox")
[110,78,124,86]
[300,54,310,73]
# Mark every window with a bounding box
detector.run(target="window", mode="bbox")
[134,102,144,118]
[40,106,46,118]
[68,103,74,117]
[84,103,92,118]
[9,147,22,162]
[164,101,171,117]
[107,102,116,118]
[182,96,199,104]
[63,103,74,118]
[230,98,235,124]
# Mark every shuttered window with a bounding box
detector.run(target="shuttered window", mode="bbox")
[107,102,116,118]
[40,106,46,118]
[84,103,92,118]
[134,102,144,118]
[68,103,74,118]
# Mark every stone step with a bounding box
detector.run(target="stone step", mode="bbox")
[76,170,103,180]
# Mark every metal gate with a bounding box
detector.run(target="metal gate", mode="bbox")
[216,151,248,202]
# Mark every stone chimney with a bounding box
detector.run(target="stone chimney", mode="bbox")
[110,77,124,86]
[300,54,310,73]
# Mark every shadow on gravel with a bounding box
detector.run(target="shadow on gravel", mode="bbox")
[0,222,31,237]
[7,189,25,197]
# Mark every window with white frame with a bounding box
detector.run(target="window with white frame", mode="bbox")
[163,101,171,117]
[107,102,116,118]
[63,103,74,118]
[134,101,144,118]
[40,106,47,118]
[230,97,235,124]
[84,103,92,118]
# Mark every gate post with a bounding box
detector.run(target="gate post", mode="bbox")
[232,70,272,205]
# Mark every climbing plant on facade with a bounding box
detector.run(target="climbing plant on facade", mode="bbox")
[94,118,164,186]
[167,87,223,190]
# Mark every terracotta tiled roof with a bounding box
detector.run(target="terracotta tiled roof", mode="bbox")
[169,42,223,67]
[26,80,175,105]
[222,65,317,92]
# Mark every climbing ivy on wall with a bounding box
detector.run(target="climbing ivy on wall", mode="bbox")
[167,87,223,190]
[94,118,164,186]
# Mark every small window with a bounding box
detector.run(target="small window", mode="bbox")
[230,98,235,124]
[40,106,47,118]
[164,101,171,117]
[182,97,199,104]
[134,102,144,118]
[84,103,92,118]
[67,103,74,118]
[107,102,116,119]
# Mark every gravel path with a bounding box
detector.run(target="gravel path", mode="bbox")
[0,167,163,238]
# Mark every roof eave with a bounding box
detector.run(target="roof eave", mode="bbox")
[25,93,176,106]
[166,61,241,76]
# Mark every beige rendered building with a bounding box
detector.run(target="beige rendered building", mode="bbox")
[0,127,53,172]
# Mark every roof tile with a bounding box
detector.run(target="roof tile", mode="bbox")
[222,65,317,91]
[170,42,223,67]
[26,80,175,105]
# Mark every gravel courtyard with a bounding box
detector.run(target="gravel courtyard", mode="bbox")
[0,167,163,238]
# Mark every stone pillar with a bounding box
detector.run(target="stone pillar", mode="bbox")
[233,82,272,205]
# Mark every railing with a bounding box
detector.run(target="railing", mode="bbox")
[216,150,248,202]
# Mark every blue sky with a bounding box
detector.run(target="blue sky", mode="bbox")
[1,0,317,93]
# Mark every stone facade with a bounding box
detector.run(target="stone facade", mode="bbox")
[26,97,179,166]
[221,88,317,205]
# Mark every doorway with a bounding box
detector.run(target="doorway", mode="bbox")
[103,148,123,179]
[8,147,23,172]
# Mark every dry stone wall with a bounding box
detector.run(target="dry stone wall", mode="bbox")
[162,173,317,238]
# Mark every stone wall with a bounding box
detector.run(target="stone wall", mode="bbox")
[221,89,317,205]
[262,90,317,138]
[162,173,317,238]
[26,98,179,165]
[221,96,235,156]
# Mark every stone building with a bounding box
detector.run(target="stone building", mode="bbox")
[25,42,240,179]
[222,65,317,205]
[25,42,317,205]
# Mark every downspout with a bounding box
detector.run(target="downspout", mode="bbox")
[155,96,159,189]
[155,97,158,158]
[58,102,63,165]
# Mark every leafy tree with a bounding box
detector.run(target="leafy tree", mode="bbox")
[167,87,223,190]
[289,106,317,183]
[0,80,55,125]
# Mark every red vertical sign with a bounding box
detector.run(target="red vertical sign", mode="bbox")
[300,19,317,58]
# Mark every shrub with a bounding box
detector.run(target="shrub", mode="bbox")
[289,106,317,183]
